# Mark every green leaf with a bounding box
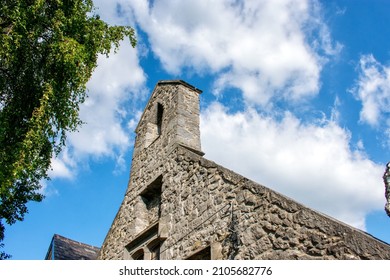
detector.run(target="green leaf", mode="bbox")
[0,0,137,258]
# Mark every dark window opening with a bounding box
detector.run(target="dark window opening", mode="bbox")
[157,103,164,135]
[141,176,162,211]
[140,176,163,222]
[186,246,211,260]
[149,239,162,260]
[132,249,145,260]
[125,223,166,260]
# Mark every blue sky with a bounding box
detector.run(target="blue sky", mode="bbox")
[4,0,390,259]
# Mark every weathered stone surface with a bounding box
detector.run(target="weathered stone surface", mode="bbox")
[384,162,390,217]
[98,80,390,260]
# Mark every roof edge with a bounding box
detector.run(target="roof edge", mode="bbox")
[157,80,202,94]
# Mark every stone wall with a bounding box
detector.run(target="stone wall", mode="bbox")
[98,81,204,260]
[99,142,390,260]
[98,80,390,260]
[163,146,390,260]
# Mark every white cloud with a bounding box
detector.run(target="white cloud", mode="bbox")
[70,44,142,153]
[92,0,135,25]
[352,54,390,128]
[47,0,148,179]
[201,103,384,230]
[49,148,76,180]
[46,0,380,231]
[126,0,340,107]
[49,41,147,178]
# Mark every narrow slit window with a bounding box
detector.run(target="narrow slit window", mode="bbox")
[157,103,164,135]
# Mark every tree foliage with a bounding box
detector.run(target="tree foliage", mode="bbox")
[0,0,136,258]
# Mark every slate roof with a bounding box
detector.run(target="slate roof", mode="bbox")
[45,234,100,260]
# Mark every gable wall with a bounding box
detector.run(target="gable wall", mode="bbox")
[99,143,390,259]
[98,81,390,260]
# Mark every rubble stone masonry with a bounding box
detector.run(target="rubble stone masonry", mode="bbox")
[98,80,390,260]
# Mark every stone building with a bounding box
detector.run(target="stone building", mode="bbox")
[98,80,390,260]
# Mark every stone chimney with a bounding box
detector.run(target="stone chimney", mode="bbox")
[132,80,203,167]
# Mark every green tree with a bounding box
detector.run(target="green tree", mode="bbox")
[0,0,136,258]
